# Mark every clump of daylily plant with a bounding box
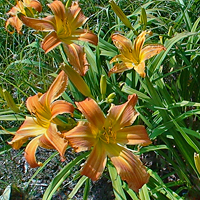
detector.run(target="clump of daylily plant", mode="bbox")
[6,0,157,196]
[3,0,200,198]
[8,72,151,192]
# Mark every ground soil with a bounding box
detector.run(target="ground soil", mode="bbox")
[0,144,114,200]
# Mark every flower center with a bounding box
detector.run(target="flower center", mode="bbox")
[57,18,71,38]
[98,126,116,144]
[30,105,51,128]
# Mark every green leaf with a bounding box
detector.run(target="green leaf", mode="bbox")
[84,44,98,73]
[83,178,90,200]
[121,83,151,101]
[61,63,93,98]
[25,152,58,188]
[149,32,199,74]
[68,176,88,199]
[43,152,89,200]
[122,182,138,200]
[171,117,200,153]
[98,37,118,57]
[139,145,168,154]
[0,114,24,121]
[148,169,182,200]
[7,59,46,69]
[108,162,127,200]
[168,100,200,108]
[0,184,11,200]
[139,184,150,200]
[0,145,12,155]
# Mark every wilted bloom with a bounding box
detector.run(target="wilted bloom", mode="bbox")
[63,43,89,76]
[5,0,42,34]
[64,94,151,192]
[109,31,166,77]
[8,71,74,167]
[19,0,98,75]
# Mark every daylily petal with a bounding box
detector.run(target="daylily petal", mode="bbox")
[116,125,151,146]
[140,44,166,61]
[106,144,150,192]
[76,98,105,130]
[26,93,51,125]
[112,33,132,52]
[64,121,96,152]
[45,70,68,105]
[51,100,74,119]
[27,71,68,122]
[81,140,107,181]
[133,61,146,78]
[24,136,42,168]
[22,0,30,4]
[108,62,133,77]
[106,94,138,131]
[8,116,47,149]
[48,1,70,37]
[70,29,98,46]
[64,43,89,76]
[111,33,136,61]
[110,54,132,64]
[17,1,26,14]
[26,93,43,113]
[42,31,62,53]
[15,116,47,136]
[7,5,19,16]
[48,0,66,22]
[19,14,55,31]
[133,31,146,59]
[29,0,42,12]
[39,123,68,161]
[68,1,88,30]
[5,16,23,34]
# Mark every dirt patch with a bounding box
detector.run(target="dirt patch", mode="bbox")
[0,140,114,200]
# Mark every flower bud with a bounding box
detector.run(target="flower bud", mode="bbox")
[0,86,3,98]
[106,92,116,103]
[140,8,147,30]
[109,0,133,30]
[194,153,200,175]
[60,63,93,98]
[159,35,164,45]
[168,26,173,37]
[100,75,107,99]
[3,89,20,113]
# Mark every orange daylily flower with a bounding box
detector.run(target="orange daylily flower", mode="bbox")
[109,31,166,77]
[64,94,151,192]
[5,0,42,34]
[8,71,74,168]
[19,1,98,75]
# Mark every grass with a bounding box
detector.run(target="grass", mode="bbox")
[0,0,200,199]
